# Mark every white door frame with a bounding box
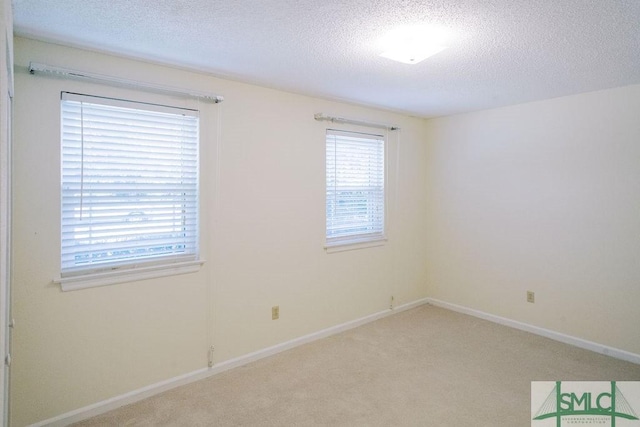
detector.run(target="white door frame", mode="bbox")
[0,91,11,427]
[1,7,13,423]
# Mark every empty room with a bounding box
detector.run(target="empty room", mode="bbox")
[1,0,640,426]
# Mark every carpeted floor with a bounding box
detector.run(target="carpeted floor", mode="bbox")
[74,305,640,426]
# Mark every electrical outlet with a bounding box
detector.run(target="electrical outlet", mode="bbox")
[272,306,279,320]
[527,291,535,303]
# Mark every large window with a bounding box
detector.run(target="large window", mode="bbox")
[60,93,199,284]
[325,129,385,248]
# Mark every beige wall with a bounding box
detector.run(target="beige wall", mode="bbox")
[12,32,640,427]
[11,37,429,425]
[425,84,640,355]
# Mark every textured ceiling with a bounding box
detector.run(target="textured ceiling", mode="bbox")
[12,0,640,117]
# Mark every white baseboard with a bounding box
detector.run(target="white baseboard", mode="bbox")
[207,297,428,375]
[30,367,211,427]
[426,298,640,365]
[32,297,429,426]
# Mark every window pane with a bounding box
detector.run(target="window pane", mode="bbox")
[326,130,385,245]
[61,93,199,275]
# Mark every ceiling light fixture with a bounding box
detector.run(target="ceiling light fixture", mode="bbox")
[378,25,449,65]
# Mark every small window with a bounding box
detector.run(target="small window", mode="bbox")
[325,129,385,248]
[60,93,200,283]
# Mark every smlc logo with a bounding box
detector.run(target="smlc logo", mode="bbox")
[532,381,640,427]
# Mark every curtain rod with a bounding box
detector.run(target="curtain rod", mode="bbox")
[314,113,400,131]
[28,62,224,104]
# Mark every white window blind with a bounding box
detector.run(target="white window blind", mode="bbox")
[326,129,385,246]
[61,92,199,276]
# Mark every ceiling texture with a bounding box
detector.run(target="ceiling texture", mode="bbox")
[12,0,640,118]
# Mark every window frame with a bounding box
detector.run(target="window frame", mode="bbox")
[325,128,387,252]
[56,92,203,291]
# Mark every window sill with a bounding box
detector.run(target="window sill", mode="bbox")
[54,259,205,292]
[325,236,387,254]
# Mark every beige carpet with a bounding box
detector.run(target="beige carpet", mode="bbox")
[74,305,640,426]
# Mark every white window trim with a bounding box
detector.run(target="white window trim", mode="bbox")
[58,92,202,289]
[324,236,387,254]
[324,128,387,252]
[54,259,204,291]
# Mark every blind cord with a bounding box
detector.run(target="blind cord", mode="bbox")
[392,129,401,308]
[207,102,223,366]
